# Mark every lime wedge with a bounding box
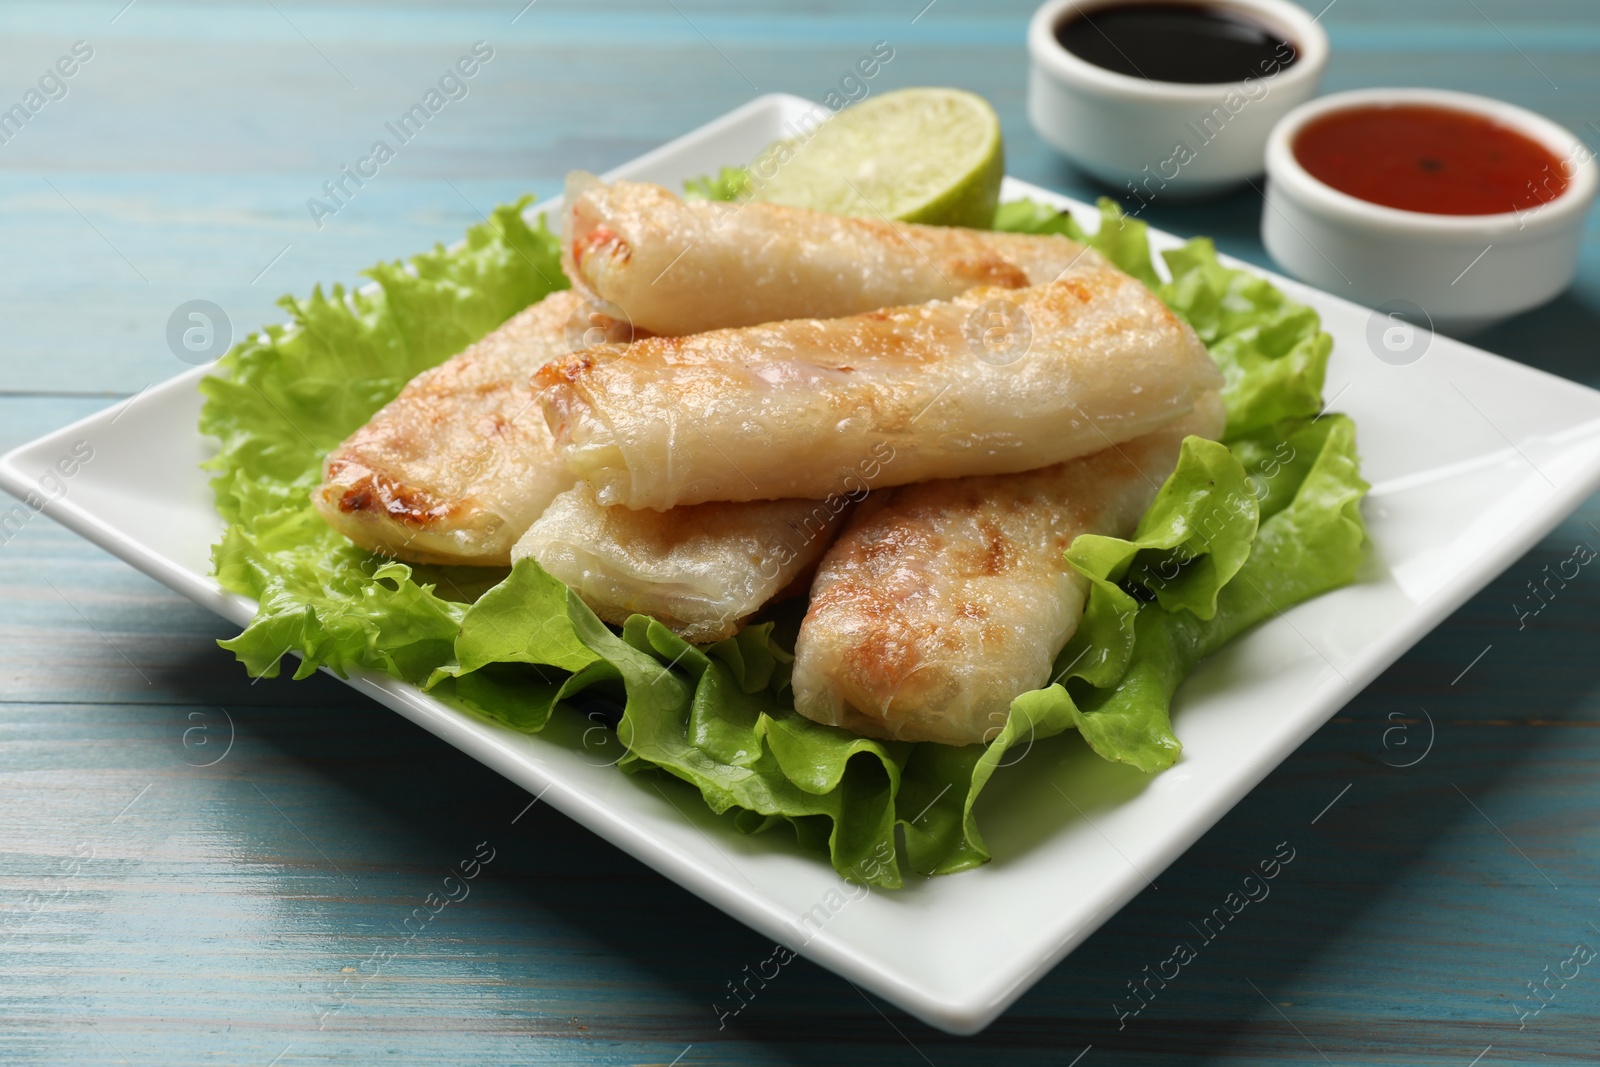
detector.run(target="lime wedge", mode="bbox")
[748,87,1004,229]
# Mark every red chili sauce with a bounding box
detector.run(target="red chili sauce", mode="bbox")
[1292,104,1568,216]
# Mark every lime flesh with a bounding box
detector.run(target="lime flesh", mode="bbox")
[748,87,1005,229]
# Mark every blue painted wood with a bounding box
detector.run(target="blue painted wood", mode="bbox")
[3,2,1600,1063]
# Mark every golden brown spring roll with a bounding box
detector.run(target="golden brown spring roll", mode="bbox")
[314,289,612,566]
[562,173,1094,335]
[538,263,1221,511]
[789,393,1226,746]
[512,482,849,643]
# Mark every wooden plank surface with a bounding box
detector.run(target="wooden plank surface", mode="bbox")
[3,2,1600,1063]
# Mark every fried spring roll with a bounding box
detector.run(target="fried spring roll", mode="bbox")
[563,173,1095,335]
[314,289,608,567]
[789,393,1226,747]
[538,265,1222,511]
[512,483,848,643]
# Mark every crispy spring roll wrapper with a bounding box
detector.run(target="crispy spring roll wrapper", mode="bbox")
[314,289,614,567]
[789,393,1226,747]
[512,483,848,643]
[538,261,1222,510]
[563,173,1096,335]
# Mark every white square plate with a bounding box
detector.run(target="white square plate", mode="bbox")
[7,94,1600,1035]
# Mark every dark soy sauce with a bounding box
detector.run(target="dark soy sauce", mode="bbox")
[1054,2,1298,85]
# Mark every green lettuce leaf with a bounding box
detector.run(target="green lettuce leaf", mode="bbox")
[1064,413,1367,762]
[683,166,752,203]
[992,196,1161,288]
[432,559,986,888]
[1158,239,1331,437]
[1068,436,1259,624]
[965,412,1364,783]
[200,198,566,680]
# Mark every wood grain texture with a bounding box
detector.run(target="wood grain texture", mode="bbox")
[3,2,1600,1063]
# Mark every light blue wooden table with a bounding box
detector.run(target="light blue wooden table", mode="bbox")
[3,1,1599,1063]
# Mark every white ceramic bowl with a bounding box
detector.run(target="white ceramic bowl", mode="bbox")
[1027,0,1328,197]
[1262,88,1599,335]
